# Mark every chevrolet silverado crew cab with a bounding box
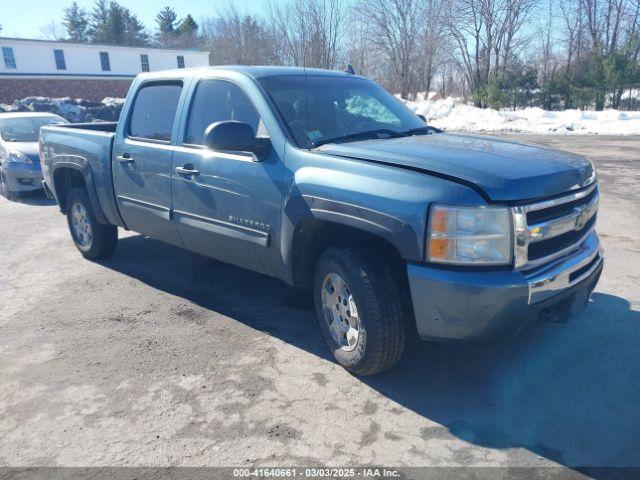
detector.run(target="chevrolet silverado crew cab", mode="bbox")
[41,66,603,375]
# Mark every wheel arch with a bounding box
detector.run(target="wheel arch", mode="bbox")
[283,199,417,288]
[51,162,108,224]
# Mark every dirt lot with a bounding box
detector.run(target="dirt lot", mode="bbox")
[0,135,639,469]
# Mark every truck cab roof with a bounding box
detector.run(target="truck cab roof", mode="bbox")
[138,65,360,81]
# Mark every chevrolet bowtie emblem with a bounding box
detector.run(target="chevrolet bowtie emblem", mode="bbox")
[575,207,590,229]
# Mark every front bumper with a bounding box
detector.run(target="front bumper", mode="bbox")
[407,231,603,341]
[2,163,44,192]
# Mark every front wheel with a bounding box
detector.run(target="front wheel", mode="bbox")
[66,187,118,260]
[0,172,17,200]
[313,246,407,376]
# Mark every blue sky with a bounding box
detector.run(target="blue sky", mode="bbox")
[0,0,274,38]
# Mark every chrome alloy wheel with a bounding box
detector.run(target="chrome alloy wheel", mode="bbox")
[321,273,360,351]
[70,202,93,249]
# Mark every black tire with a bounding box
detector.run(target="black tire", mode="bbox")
[0,172,17,200]
[66,187,118,260]
[313,246,407,376]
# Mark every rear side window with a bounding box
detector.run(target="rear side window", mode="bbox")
[185,80,261,145]
[128,83,182,142]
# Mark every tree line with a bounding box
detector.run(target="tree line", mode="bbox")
[55,0,640,111]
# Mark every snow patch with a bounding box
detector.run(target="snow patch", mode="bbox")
[403,97,640,135]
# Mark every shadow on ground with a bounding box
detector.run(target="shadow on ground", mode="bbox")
[2,190,56,206]
[103,234,640,469]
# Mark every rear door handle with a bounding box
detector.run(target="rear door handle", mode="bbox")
[117,153,134,164]
[175,165,200,176]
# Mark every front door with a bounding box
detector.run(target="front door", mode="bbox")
[171,79,284,276]
[113,81,183,245]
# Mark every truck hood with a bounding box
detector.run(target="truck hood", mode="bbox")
[317,133,595,202]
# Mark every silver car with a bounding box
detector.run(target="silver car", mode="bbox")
[0,112,68,199]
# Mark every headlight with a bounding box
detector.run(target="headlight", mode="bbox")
[427,205,512,265]
[6,150,34,164]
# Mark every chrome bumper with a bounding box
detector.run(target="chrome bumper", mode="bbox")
[526,230,602,304]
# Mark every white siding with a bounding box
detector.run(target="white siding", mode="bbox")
[0,38,209,78]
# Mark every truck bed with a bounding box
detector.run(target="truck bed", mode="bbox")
[40,122,123,227]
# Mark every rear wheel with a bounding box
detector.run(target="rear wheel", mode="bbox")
[66,187,118,260]
[313,246,407,376]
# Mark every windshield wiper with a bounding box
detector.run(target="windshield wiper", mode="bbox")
[310,129,406,148]
[401,126,442,136]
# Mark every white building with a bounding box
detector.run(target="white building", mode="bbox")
[0,37,209,103]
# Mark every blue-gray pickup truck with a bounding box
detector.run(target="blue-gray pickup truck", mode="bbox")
[40,66,603,375]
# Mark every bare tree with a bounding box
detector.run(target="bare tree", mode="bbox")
[266,0,346,69]
[202,3,281,66]
[445,0,539,105]
[38,21,64,41]
[358,0,427,99]
[581,0,628,54]
[417,0,447,94]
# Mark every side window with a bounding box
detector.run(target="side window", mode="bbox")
[185,80,262,146]
[128,83,182,142]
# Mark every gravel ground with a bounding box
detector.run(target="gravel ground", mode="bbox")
[0,135,639,469]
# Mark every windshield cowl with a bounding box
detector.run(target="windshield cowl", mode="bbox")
[310,125,439,149]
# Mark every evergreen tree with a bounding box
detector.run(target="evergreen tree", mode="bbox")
[156,7,178,35]
[177,14,199,48]
[178,15,198,36]
[87,0,148,46]
[88,0,110,44]
[63,2,89,42]
[123,11,149,46]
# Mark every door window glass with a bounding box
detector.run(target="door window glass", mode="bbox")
[128,83,182,142]
[185,80,263,146]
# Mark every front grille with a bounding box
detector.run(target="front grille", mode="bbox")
[527,188,598,224]
[528,215,596,260]
[514,183,599,269]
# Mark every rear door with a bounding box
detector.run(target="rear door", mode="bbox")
[171,77,284,277]
[112,80,186,245]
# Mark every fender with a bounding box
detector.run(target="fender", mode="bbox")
[50,160,110,225]
[281,192,424,285]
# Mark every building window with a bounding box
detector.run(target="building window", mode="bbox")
[177,56,185,69]
[140,54,150,72]
[100,52,111,71]
[2,47,16,69]
[54,49,66,70]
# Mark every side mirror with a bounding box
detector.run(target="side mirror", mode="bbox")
[204,121,270,159]
[417,114,427,123]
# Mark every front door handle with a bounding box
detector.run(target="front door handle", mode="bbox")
[175,165,200,176]
[117,153,134,164]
